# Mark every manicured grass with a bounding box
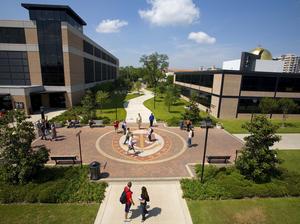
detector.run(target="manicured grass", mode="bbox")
[188,197,300,224]
[220,118,300,134]
[96,93,141,122]
[0,203,99,224]
[144,94,188,121]
[278,150,300,173]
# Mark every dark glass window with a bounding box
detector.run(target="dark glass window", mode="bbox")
[83,40,93,55]
[241,76,276,91]
[36,20,65,86]
[84,58,94,83]
[195,90,212,107]
[0,51,30,85]
[102,63,107,80]
[175,73,213,87]
[277,77,300,92]
[237,98,261,113]
[0,27,26,44]
[95,61,102,81]
[94,48,102,58]
[179,86,191,97]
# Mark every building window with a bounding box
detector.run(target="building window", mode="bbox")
[277,77,300,92]
[0,27,26,44]
[241,76,276,91]
[237,98,261,113]
[102,63,107,81]
[84,58,94,83]
[94,47,102,58]
[175,73,213,87]
[36,20,65,86]
[83,40,93,55]
[0,51,30,85]
[95,61,102,81]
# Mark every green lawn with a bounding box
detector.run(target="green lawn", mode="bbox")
[0,203,99,224]
[143,94,188,121]
[278,150,300,173]
[96,93,141,122]
[188,197,300,224]
[220,118,300,134]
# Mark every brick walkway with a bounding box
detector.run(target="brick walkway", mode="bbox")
[32,124,243,178]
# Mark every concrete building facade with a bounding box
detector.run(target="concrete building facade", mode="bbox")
[175,49,300,119]
[0,3,119,114]
[278,54,300,73]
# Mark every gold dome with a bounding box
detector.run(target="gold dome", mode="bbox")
[250,47,273,60]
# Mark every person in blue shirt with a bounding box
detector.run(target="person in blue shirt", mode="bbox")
[149,113,155,127]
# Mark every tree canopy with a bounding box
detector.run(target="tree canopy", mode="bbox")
[0,110,49,184]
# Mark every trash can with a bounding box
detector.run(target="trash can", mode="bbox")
[89,161,100,180]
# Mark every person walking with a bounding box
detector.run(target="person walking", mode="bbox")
[136,113,142,129]
[187,128,194,148]
[147,127,153,142]
[50,123,57,141]
[121,120,127,135]
[113,120,119,132]
[128,133,136,154]
[149,113,154,127]
[139,186,150,222]
[124,182,135,221]
[123,128,131,144]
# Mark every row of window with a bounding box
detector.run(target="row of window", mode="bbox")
[175,73,214,88]
[84,58,117,84]
[36,20,65,86]
[0,27,26,44]
[237,98,300,114]
[241,75,300,92]
[83,40,117,65]
[0,51,31,85]
[179,86,212,107]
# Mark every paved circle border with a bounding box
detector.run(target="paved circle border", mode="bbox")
[95,128,187,164]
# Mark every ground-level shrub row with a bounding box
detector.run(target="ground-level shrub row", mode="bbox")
[0,166,107,203]
[181,165,300,200]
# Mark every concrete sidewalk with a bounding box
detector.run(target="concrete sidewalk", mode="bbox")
[94,181,193,224]
[124,89,154,124]
[234,133,300,149]
[27,109,66,123]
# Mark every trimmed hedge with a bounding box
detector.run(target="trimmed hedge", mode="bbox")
[0,166,107,203]
[181,165,300,200]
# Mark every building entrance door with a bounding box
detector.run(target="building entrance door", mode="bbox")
[49,92,66,108]
[30,94,42,112]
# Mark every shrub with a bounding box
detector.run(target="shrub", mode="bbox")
[166,117,180,126]
[181,165,300,200]
[0,166,107,203]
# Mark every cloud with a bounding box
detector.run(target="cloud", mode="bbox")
[96,19,128,33]
[188,31,216,44]
[139,0,199,26]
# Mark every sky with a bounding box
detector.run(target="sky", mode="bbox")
[1,0,300,69]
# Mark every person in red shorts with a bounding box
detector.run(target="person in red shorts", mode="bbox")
[124,181,135,221]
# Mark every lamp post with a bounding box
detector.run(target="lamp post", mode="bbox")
[250,98,258,122]
[76,130,83,168]
[200,117,211,183]
[114,91,118,120]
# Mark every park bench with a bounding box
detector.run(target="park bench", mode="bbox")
[50,155,77,165]
[207,155,231,164]
[200,120,214,128]
[89,120,104,128]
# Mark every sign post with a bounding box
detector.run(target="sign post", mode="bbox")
[76,130,83,168]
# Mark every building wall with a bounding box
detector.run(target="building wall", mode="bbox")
[219,98,239,118]
[11,95,31,114]
[222,74,241,96]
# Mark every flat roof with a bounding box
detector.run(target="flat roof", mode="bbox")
[21,3,87,25]
[174,69,300,77]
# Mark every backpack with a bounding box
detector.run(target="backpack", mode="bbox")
[191,131,194,138]
[120,190,127,204]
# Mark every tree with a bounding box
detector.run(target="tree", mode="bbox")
[259,98,278,115]
[140,52,169,109]
[236,115,281,183]
[164,85,180,112]
[166,75,174,85]
[134,81,142,94]
[81,90,95,119]
[277,98,297,127]
[139,52,169,87]
[0,110,49,184]
[158,83,166,95]
[96,90,109,114]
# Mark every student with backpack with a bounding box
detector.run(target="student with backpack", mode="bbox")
[120,182,135,222]
[139,186,150,222]
[121,120,127,135]
[147,127,154,141]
